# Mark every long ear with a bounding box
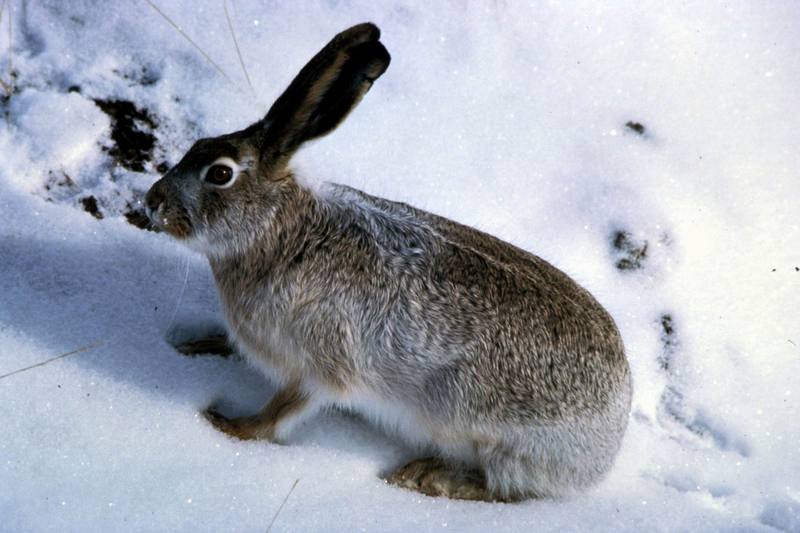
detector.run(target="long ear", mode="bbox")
[260,23,390,161]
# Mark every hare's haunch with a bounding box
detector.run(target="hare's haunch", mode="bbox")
[146,23,631,501]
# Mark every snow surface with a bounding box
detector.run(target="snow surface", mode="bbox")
[1,1,799,531]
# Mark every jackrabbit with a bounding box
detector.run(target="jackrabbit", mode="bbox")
[145,23,632,501]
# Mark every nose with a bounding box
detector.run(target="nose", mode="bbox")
[144,181,166,217]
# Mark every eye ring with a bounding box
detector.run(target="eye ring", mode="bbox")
[205,164,233,186]
[201,157,241,188]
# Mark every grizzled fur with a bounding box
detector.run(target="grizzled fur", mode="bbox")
[145,23,632,501]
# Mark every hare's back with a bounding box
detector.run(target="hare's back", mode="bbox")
[334,184,607,315]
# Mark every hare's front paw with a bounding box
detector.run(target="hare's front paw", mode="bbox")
[388,458,490,501]
[202,407,258,440]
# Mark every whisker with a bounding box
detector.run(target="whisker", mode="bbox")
[166,254,191,332]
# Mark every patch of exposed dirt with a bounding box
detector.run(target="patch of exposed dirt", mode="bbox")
[80,196,103,219]
[625,121,646,135]
[93,98,157,172]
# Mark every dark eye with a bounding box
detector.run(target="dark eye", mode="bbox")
[205,164,234,186]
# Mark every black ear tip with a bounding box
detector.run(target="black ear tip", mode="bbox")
[371,41,391,76]
[343,22,381,42]
[347,40,391,80]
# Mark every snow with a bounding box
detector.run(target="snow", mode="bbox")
[1,1,799,531]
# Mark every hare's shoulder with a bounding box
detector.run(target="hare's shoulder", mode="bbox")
[328,183,565,285]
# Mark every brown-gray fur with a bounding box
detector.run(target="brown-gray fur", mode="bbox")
[145,23,632,502]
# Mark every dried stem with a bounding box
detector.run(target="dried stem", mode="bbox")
[265,479,299,533]
[0,341,104,381]
[223,0,254,96]
[0,0,10,96]
[143,0,233,85]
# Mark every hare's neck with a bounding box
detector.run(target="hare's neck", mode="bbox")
[207,179,320,287]
[207,180,322,368]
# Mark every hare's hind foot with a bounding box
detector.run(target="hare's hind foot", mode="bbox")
[174,334,234,358]
[388,458,492,501]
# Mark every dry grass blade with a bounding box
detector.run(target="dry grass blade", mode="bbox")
[265,479,299,533]
[0,341,105,381]
[223,0,254,96]
[0,0,10,96]
[6,0,10,88]
[0,0,5,50]
[143,0,233,84]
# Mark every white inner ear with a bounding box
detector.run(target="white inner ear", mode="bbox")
[201,156,242,189]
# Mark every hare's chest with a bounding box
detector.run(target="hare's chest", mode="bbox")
[216,276,303,372]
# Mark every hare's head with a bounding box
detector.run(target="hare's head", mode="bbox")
[145,23,390,254]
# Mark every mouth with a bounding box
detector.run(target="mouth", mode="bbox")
[146,205,193,239]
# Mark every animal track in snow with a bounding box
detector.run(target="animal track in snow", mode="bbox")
[654,313,751,458]
[759,498,800,532]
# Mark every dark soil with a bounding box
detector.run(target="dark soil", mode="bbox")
[124,207,155,231]
[625,121,646,135]
[93,98,157,172]
[80,196,103,219]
